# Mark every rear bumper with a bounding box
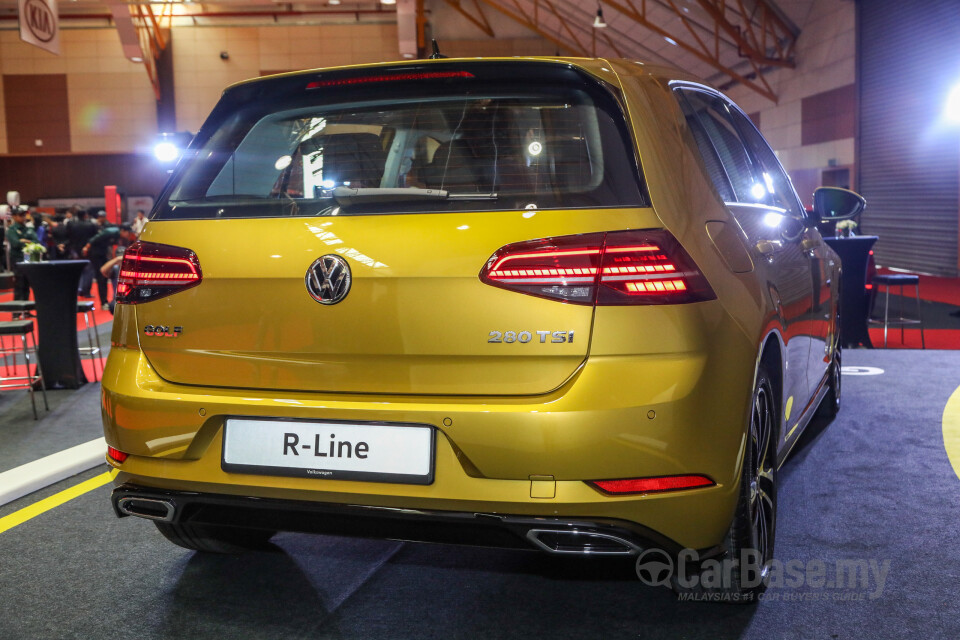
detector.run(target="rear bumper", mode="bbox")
[102,302,758,551]
[112,483,722,558]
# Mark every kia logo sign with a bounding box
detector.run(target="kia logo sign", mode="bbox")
[24,0,55,43]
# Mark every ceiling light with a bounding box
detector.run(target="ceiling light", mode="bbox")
[664,36,678,46]
[381,0,397,5]
[593,4,607,28]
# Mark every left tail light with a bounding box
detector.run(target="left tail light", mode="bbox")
[480,229,715,305]
[116,241,202,305]
[107,446,128,463]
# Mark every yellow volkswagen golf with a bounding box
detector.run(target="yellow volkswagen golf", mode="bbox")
[103,58,861,598]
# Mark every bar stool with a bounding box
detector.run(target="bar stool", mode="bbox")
[0,319,49,419]
[868,274,925,349]
[0,299,35,317]
[77,300,103,382]
[0,300,35,375]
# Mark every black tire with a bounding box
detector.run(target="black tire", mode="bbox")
[818,348,842,419]
[818,296,842,419]
[673,364,778,603]
[154,521,276,554]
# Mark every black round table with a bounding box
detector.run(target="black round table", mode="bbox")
[823,236,878,349]
[17,260,90,389]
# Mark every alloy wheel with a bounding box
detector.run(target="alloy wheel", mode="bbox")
[748,380,776,572]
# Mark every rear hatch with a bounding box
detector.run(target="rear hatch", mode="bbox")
[128,60,651,395]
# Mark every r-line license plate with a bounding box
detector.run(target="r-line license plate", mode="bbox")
[222,418,435,485]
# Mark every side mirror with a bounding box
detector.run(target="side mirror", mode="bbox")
[813,187,865,221]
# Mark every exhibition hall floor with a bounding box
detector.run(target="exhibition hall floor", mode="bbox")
[1,348,958,639]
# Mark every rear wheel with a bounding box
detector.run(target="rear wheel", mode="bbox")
[818,300,842,419]
[154,521,276,554]
[673,364,778,603]
[818,348,842,419]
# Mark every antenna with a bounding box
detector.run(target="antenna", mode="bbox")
[429,39,447,59]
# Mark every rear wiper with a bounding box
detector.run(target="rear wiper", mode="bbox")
[330,187,498,206]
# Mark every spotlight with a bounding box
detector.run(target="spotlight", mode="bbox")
[152,131,193,166]
[946,84,960,123]
[593,4,607,28]
[153,141,180,163]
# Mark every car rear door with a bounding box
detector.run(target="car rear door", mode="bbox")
[727,105,833,402]
[675,87,815,443]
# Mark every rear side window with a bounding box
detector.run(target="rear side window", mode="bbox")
[726,106,806,219]
[156,65,646,219]
[677,89,765,204]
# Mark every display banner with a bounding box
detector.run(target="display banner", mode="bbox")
[18,0,60,56]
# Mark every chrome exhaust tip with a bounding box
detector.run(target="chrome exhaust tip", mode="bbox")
[116,496,176,522]
[526,529,641,555]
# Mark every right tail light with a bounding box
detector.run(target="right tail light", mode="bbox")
[480,230,715,305]
[116,241,202,305]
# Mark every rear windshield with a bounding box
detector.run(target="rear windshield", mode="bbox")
[154,63,647,219]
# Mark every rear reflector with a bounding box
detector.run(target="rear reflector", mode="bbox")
[107,447,128,463]
[116,241,202,305]
[480,230,715,305]
[307,71,474,89]
[589,475,715,495]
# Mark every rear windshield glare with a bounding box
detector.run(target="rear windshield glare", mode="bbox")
[154,64,647,219]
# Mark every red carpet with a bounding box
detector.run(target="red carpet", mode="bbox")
[1,278,110,379]
[0,281,114,331]
[871,268,960,350]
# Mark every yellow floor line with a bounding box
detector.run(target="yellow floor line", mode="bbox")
[0,469,117,535]
[944,384,960,482]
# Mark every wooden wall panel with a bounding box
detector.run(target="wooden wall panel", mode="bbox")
[787,168,821,209]
[801,84,856,146]
[0,153,170,204]
[3,74,71,153]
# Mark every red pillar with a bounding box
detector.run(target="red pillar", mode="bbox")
[104,185,121,224]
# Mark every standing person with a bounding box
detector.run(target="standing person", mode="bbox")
[100,253,124,314]
[35,213,47,246]
[70,210,99,297]
[6,208,38,302]
[0,206,8,270]
[131,209,148,236]
[83,223,136,310]
[50,215,69,259]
